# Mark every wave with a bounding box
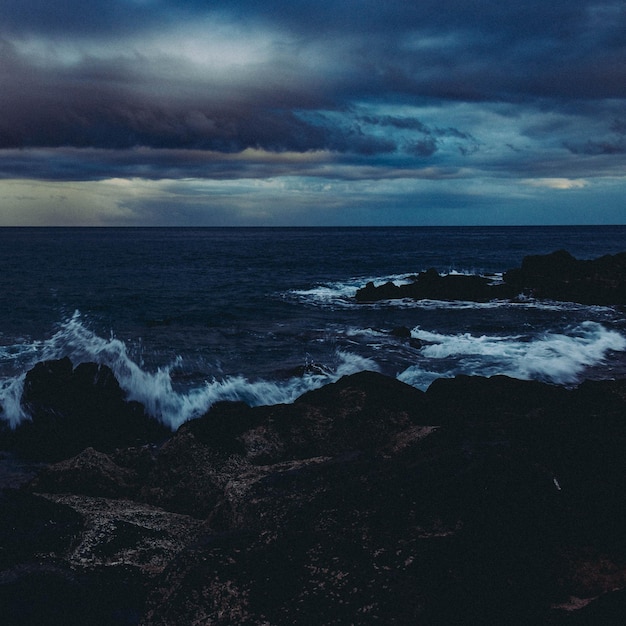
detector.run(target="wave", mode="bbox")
[0,312,379,430]
[398,321,626,389]
[286,273,415,308]
[2,313,624,432]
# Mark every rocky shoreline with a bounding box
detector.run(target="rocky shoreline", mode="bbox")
[356,249,626,305]
[2,356,626,624]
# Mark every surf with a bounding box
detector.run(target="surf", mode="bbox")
[398,321,626,389]
[0,312,380,430]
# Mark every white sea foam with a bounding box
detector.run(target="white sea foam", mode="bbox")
[112,349,379,430]
[398,321,626,389]
[2,311,624,431]
[0,312,379,430]
[286,273,417,307]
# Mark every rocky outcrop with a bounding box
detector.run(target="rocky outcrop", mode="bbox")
[504,249,626,305]
[356,269,507,302]
[356,249,626,305]
[0,488,204,626]
[2,364,626,624]
[1,357,171,461]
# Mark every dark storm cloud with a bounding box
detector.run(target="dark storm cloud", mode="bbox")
[358,116,431,133]
[406,139,439,158]
[0,0,179,36]
[565,139,626,156]
[562,116,626,155]
[0,0,626,185]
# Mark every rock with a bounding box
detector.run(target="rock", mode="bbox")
[356,280,402,301]
[4,367,626,624]
[553,588,626,625]
[425,374,569,427]
[356,269,506,303]
[504,249,626,304]
[139,373,626,624]
[389,325,423,348]
[0,488,204,626]
[179,400,256,456]
[0,489,83,570]
[390,325,412,338]
[142,434,562,625]
[0,489,128,626]
[142,452,450,625]
[136,429,238,518]
[251,371,430,463]
[37,493,205,577]
[28,447,139,499]
[3,358,171,461]
[176,371,430,466]
[356,250,626,305]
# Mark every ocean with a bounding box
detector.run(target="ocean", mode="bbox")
[1,226,625,430]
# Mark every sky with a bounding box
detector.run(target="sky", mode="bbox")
[1,0,625,226]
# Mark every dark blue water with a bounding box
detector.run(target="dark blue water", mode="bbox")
[1,226,625,428]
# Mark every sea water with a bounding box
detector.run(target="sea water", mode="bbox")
[1,226,625,429]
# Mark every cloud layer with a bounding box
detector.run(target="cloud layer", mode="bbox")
[1,1,625,224]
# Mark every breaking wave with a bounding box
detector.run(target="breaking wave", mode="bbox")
[1,312,625,432]
[398,321,626,389]
[0,312,378,430]
[285,273,419,308]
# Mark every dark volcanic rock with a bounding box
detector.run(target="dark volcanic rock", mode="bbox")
[138,373,626,625]
[425,374,569,427]
[28,447,139,499]
[4,367,626,624]
[390,325,412,338]
[0,489,83,570]
[504,249,626,304]
[389,326,423,348]
[182,370,431,464]
[136,429,232,518]
[142,431,559,624]
[0,488,203,626]
[356,269,504,302]
[356,249,626,305]
[3,358,170,461]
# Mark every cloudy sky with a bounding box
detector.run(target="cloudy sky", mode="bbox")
[1,0,625,225]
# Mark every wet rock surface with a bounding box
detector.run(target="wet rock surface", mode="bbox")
[2,361,626,624]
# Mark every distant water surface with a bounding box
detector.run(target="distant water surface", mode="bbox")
[1,226,625,428]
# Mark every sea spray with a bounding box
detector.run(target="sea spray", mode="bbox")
[0,312,380,430]
[0,375,27,428]
[398,321,626,389]
[125,348,379,429]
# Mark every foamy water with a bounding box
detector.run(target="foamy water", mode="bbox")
[0,312,380,430]
[1,311,624,430]
[0,227,625,431]
[398,321,626,389]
